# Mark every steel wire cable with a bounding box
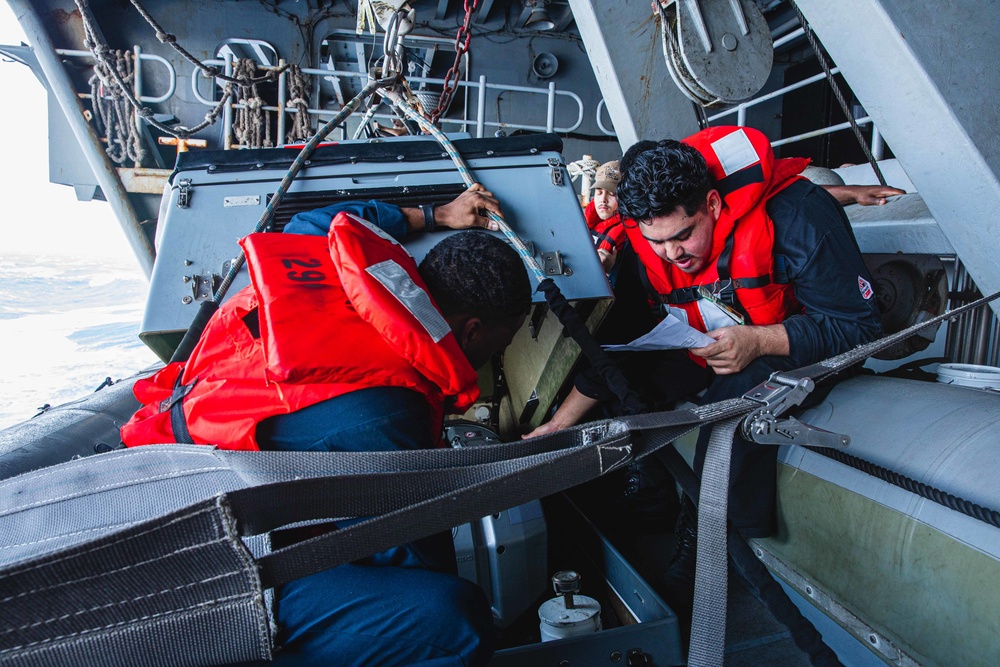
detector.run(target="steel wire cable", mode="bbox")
[790,1,887,186]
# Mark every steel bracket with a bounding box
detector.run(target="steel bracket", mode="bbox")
[547,157,564,186]
[541,250,571,276]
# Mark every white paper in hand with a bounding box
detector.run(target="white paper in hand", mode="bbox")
[601,312,715,352]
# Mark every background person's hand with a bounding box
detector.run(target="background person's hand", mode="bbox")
[827,184,906,206]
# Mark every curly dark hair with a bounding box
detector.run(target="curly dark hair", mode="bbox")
[419,231,531,325]
[617,139,713,223]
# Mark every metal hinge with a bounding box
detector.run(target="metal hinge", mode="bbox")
[541,250,572,276]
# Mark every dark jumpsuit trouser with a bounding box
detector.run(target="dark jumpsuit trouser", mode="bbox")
[248,386,495,667]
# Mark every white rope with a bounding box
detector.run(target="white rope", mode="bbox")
[88,49,146,166]
[285,65,312,144]
[566,155,600,204]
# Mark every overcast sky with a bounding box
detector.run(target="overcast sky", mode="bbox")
[0,3,139,263]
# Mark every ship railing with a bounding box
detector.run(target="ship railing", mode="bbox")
[190,55,585,146]
[704,26,885,159]
[56,47,584,148]
[595,99,615,137]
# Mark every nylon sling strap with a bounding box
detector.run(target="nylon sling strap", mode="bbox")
[687,416,739,667]
[242,399,756,588]
[656,445,844,667]
[253,290,1000,653]
[0,401,753,667]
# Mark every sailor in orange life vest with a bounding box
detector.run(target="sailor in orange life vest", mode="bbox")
[121,184,530,667]
[586,160,626,272]
[526,126,886,619]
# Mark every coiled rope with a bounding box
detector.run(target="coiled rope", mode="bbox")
[75,0,235,142]
[285,65,312,144]
[231,59,272,149]
[88,49,146,165]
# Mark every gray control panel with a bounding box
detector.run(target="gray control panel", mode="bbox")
[141,133,611,360]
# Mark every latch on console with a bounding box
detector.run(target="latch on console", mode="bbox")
[547,157,564,186]
[541,251,572,276]
[176,178,193,208]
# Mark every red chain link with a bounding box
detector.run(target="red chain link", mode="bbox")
[430,0,479,126]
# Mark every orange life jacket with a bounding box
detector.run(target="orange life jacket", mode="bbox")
[626,126,809,332]
[584,200,627,255]
[121,213,479,451]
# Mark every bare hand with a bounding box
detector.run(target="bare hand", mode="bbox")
[597,247,618,272]
[852,185,906,205]
[690,325,776,375]
[829,184,906,206]
[434,183,502,231]
[521,420,565,439]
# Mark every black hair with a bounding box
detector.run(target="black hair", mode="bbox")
[419,231,531,325]
[617,139,713,223]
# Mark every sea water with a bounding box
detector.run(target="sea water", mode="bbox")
[0,253,159,430]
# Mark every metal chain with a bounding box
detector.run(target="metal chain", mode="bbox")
[791,2,887,186]
[430,0,479,126]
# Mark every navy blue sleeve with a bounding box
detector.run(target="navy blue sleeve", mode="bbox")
[282,199,409,239]
[769,181,882,366]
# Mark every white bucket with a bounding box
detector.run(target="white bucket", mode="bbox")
[935,363,1000,390]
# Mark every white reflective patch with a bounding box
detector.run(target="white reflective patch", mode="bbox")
[710,129,759,177]
[366,260,451,342]
[346,213,412,257]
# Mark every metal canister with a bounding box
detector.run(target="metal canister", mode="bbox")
[537,570,601,642]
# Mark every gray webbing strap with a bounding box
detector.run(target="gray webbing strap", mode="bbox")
[241,401,760,588]
[688,416,740,667]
